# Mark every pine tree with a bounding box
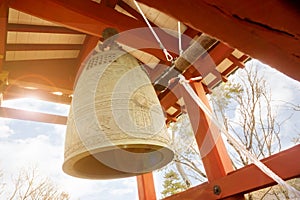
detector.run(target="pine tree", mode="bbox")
[161,170,188,198]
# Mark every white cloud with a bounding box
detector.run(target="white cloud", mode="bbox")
[53,103,70,116]
[2,98,43,112]
[2,98,70,116]
[108,188,135,195]
[0,118,14,138]
[0,116,138,200]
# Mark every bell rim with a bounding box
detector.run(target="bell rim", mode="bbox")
[62,143,174,179]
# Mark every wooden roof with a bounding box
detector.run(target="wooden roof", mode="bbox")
[1,0,299,124]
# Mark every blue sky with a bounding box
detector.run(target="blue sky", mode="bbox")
[0,60,300,199]
[0,99,140,199]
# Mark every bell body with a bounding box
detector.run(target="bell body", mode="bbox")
[63,50,174,179]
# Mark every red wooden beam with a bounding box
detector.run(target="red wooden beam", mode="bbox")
[7,23,82,34]
[4,58,77,91]
[183,42,234,79]
[149,61,169,83]
[159,86,181,113]
[101,0,119,8]
[183,27,201,40]
[159,42,235,114]
[137,173,157,200]
[3,85,72,104]
[117,0,161,36]
[8,0,181,61]
[180,82,235,181]
[6,43,82,51]
[0,106,67,125]
[227,55,245,69]
[0,0,8,72]
[137,0,300,82]
[164,145,300,199]
[117,0,193,53]
[118,0,145,22]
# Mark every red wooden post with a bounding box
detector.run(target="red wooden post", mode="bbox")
[180,81,244,199]
[137,172,157,200]
[181,82,234,179]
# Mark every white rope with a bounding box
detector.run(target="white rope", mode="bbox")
[178,74,300,199]
[178,21,183,56]
[133,0,173,62]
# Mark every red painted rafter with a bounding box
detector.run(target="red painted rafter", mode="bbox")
[0,106,67,125]
[228,54,245,69]
[117,0,158,29]
[3,85,72,105]
[8,0,181,61]
[184,42,234,80]
[117,0,195,54]
[4,58,77,91]
[164,145,300,200]
[159,42,235,112]
[183,27,201,39]
[101,0,119,8]
[137,0,300,82]
[118,0,144,21]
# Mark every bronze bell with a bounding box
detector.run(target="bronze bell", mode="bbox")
[62,49,174,179]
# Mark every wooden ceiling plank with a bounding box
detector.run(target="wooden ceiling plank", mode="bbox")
[221,63,238,79]
[7,23,82,34]
[0,106,67,125]
[0,0,9,72]
[8,0,180,61]
[118,0,152,24]
[8,79,72,95]
[6,43,82,51]
[8,0,108,36]
[137,0,300,82]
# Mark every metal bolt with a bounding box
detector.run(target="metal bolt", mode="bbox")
[213,185,221,195]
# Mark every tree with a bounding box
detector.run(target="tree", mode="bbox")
[161,170,188,198]
[168,114,207,185]
[0,170,4,197]
[210,65,283,167]
[210,63,296,199]
[163,61,299,199]
[0,167,69,200]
